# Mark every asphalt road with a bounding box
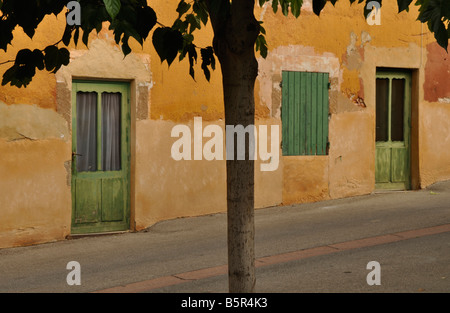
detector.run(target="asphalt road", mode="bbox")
[0,180,449,293]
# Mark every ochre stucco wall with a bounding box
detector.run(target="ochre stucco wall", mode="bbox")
[134,119,227,229]
[419,42,450,187]
[0,137,71,247]
[420,101,450,187]
[1,0,450,248]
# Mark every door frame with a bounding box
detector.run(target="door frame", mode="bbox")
[375,70,412,190]
[71,80,131,234]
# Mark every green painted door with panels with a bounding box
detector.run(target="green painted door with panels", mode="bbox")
[71,81,130,234]
[282,71,329,156]
[375,71,411,190]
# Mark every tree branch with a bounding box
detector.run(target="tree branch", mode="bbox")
[0,60,14,66]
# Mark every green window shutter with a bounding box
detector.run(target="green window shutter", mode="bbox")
[282,71,329,156]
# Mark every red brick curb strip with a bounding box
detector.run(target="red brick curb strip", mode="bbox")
[94,223,450,293]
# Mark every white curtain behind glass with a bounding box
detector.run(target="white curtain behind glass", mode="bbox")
[76,92,97,172]
[101,92,121,171]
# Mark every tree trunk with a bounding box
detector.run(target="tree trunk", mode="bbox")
[222,51,258,293]
[209,0,260,293]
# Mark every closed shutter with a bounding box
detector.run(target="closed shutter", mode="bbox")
[282,71,329,156]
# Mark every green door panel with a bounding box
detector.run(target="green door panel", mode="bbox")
[375,71,411,190]
[74,179,101,224]
[375,148,391,183]
[71,81,130,234]
[391,148,408,183]
[101,178,125,222]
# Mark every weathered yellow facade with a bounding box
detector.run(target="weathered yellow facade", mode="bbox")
[1,1,450,249]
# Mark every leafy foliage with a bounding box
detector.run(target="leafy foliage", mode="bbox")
[159,0,215,81]
[256,22,268,59]
[0,0,156,87]
[152,27,184,67]
[415,0,450,51]
[0,0,449,87]
[103,0,121,20]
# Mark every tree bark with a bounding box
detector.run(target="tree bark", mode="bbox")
[208,0,260,293]
[223,51,258,293]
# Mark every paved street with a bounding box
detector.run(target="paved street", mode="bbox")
[0,180,449,293]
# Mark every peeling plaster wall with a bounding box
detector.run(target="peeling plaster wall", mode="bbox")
[1,21,56,250]
[0,102,69,141]
[1,0,450,248]
[0,102,71,247]
[424,42,450,103]
[420,103,450,186]
[258,45,339,204]
[419,42,450,186]
[0,140,71,248]
[0,111,71,249]
[134,117,282,229]
[0,32,154,248]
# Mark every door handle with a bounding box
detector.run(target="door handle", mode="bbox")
[72,152,83,158]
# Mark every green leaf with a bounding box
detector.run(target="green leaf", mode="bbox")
[186,13,202,33]
[259,21,266,35]
[270,0,302,17]
[193,1,209,26]
[188,44,198,80]
[281,0,289,16]
[272,0,279,13]
[137,6,157,41]
[152,27,184,66]
[200,47,215,81]
[121,36,132,56]
[173,18,189,34]
[15,49,33,66]
[0,19,15,52]
[1,47,44,87]
[177,0,191,17]
[291,0,303,18]
[397,0,413,12]
[417,0,449,50]
[56,47,70,72]
[312,0,326,16]
[43,46,70,73]
[62,25,74,46]
[2,64,34,88]
[434,20,449,51]
[44,45,59,71]
[32,49,45,71]
[103,0,121,20]
[256,35,268,58]
[74,27,80,47]
[1,66,16,86]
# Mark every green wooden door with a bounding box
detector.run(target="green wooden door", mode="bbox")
[71,81,130,234]
[375,71,411,190]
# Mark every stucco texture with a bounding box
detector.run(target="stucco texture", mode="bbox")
[0,138,71,247]
[1,0,450,248]
[134,119,227,229]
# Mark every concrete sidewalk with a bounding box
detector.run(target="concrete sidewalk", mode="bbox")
[0,180,449,293]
